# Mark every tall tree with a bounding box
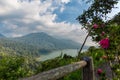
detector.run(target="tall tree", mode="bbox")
[77,0,119,55]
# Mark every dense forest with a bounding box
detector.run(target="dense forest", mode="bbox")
[0,32,83,57]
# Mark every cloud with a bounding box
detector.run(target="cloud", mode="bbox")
[107,0,120,20]
[0,0,20,15]
[0,0,97,46]
[61,0,70,4]
[54,0,90,23]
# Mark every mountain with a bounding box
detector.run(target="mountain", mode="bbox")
[0,38,41,56]
[14,32,82,50]
[0,32,88,56]
[0,33,5,38]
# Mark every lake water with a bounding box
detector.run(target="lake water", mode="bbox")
[38,49,87,61]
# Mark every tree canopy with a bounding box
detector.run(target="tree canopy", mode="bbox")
[77,0,118,26]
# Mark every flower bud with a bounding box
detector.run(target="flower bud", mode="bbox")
[97,69,103,75]
[101,31,105,36]
[93,24,99,29]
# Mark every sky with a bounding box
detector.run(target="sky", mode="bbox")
[0,0,120,46]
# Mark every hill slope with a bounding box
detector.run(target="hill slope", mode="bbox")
[15,32,82,49]
[0,33,5,38]
[0,38,41,56]
[0,32,88,56]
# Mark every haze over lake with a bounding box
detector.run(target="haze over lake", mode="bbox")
[39,49,87,61]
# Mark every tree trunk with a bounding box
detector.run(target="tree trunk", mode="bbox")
[78,29,91,57]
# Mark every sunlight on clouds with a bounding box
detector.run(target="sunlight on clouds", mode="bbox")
[0,0,96,46]
[0,0,20,14]
[61,0,70,4]
[60,6,65,12]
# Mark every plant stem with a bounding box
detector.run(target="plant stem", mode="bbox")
[78,29,91,57]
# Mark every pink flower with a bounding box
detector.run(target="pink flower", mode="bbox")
[97,69,103,75]
[93,24,99,29]
[99,38,109,49]
[101,31,105,36]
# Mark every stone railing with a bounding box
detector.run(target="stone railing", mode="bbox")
[21,57,95,80]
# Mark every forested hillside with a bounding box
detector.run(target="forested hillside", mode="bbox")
[0,34,5,38]
[0,32,83,56]
[14,32,82,49]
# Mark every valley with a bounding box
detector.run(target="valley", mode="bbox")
[0,32,88,57]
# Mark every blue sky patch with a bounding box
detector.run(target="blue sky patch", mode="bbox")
[54,0,89,23]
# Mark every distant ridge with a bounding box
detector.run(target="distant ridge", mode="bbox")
[0,32,88,56]
[0,33,5,38]
[15,32,82,49]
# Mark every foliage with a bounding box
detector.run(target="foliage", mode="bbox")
[0,32,82,57]
[77,0,120,79]
[0,0,120,79]
[0,38,41,56]
[0,51,82,80]
[0,53,38,80]
[58,70,82,80]
[109,12,120,25]
[77,0,118,25]
[36,54,83,80]
[16,32,81,49]
[36,55,79,72]
[0,47,117,80]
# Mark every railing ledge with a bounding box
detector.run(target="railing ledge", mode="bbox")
[20,57,95,80]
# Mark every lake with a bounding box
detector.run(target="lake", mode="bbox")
[37,49,87,61]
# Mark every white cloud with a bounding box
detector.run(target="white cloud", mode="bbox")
[60,5,65,12]
[107,1,120,20]
[0,0,96,46]
[61,0,70,4]
[0,0,20,15]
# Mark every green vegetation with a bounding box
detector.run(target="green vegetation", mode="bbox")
[0,38,41,56]
[0,0,120,80]
[77,0,120,79]
[0,51,79,80]
[0,52,40,80]
[15,32,81,49]
[0,32,83,57]
[0,45,119,80]
[0,47,108,80]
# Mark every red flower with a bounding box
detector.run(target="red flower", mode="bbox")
[99,38,109,49]
[93,24,99,29]
[97,69,103,75]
